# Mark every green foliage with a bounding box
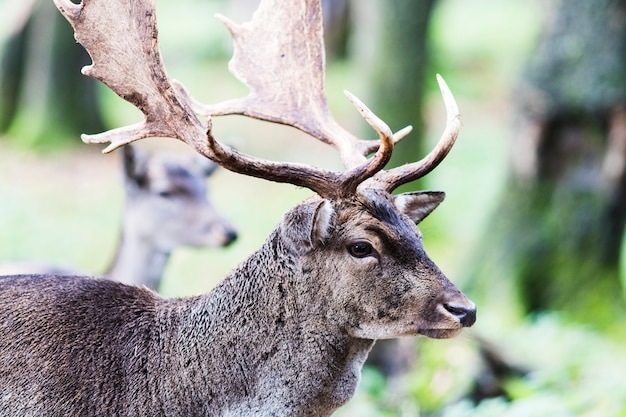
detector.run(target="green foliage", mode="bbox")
[439,315,626,417]
[428,0,542,100]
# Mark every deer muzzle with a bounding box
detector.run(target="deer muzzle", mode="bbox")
[418,289,476,339]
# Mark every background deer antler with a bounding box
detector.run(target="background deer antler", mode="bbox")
[54,0,460,197]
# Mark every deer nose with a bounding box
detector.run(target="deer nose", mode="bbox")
[223,229,238,246]
[443,303,476,327]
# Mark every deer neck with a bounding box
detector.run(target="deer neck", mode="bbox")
[177,228,374,416]
[105,229,170,290]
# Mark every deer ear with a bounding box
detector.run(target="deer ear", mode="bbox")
[310,200,333,245]
[122,145,148,188]
[280,199,334,250]
[395,191,445,224]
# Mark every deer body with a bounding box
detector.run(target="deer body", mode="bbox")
[0,192,474,416]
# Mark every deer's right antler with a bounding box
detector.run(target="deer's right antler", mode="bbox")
[54,0,460,198]
[53,0,204,151]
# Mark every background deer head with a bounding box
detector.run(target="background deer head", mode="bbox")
[107,144,238,288]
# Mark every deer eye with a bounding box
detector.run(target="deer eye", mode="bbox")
[348,242,373,258]
[157,190,173,198]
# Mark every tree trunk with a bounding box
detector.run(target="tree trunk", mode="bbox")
[470,0,626,326]
[321,0,351,61]
[0,0,104,147]
[351,0,437,186]
[350,0,439,397]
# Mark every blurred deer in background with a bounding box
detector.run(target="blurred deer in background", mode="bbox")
[109,144,237,289]
[0,144,237,290]
[0,0,475,415]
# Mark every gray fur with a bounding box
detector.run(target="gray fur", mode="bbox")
[0,190,475,416]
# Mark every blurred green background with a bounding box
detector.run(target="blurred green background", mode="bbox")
[1,0,626,416]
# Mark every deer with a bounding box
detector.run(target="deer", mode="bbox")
[108,144,238,289]
[0,144,238,290]
[0,0,475,415]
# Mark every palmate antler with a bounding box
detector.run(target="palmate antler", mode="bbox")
[53,0,460,198]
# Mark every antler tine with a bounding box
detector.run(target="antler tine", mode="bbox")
[368,74,461,192]
[339,91,395,192]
